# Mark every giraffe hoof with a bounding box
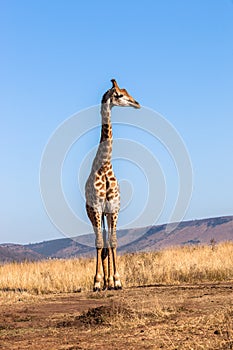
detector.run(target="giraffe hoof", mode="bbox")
[114,285,122,290]
[93,287,101,292]
[107,286,114,291]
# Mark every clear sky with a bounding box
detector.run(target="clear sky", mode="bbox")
[1,0,233,244]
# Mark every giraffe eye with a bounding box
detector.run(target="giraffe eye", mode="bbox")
[115,94,123,99]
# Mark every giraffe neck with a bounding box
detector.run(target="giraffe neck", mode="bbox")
[92,100,113,172]
[100,100,113,143]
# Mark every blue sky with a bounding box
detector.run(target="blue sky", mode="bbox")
[1,0,233,244]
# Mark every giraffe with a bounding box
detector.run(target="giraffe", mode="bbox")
[85,79,140,291]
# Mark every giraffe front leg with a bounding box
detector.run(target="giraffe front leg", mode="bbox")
[112,247,122,290]
[106,214,114,290]
[94,248,103,292]
[107,247,115,289]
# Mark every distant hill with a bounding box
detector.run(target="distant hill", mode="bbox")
[118,216,233,253]
[27,238,95,259]
[0,244,43,263]
[25,227,147,259]
[0,216,233,262]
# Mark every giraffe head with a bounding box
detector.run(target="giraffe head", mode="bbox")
[102,79,140,109]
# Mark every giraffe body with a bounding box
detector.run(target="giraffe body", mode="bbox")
[85,79,140,291]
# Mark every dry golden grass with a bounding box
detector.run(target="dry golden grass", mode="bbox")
[0,242,233,297]
[121,241,233,286]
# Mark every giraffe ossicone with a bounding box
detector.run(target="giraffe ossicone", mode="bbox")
[85,79,140,291]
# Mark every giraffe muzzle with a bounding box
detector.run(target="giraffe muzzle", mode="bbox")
[131,100,141,109]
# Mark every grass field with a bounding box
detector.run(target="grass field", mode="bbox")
[1,242,233,349]
[0,241,233,295]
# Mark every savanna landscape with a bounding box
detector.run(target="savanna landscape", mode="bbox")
[2,1,233,349]
[1,242,233,349]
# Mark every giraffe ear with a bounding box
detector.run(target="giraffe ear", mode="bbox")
[111,79,120,89]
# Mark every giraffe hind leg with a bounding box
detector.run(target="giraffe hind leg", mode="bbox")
[101,214,109,290]
[106,213,122,290]
[110,213,122,290]
[101,248,108,290]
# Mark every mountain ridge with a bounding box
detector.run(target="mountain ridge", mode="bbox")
[0,215,232,262]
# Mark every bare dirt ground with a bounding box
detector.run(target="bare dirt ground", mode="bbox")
[0,282,233,350]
